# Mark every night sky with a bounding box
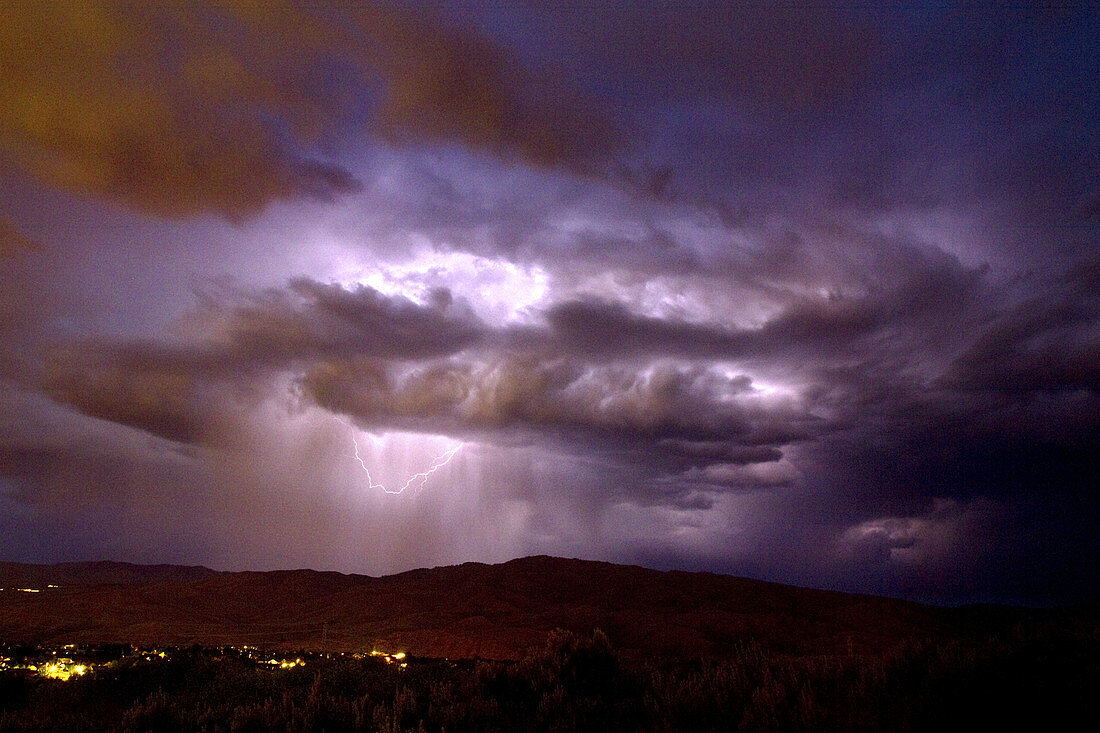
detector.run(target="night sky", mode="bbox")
[1,2,1097,606]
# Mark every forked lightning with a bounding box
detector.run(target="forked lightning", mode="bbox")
[338,418,460,494]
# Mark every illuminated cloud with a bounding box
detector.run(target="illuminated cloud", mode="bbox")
[38,279,815,507]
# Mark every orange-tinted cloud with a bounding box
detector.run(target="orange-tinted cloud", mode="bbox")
[0,214,41,257]
[0,1,621,220]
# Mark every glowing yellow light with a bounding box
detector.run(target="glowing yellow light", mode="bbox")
[368,648,407,663]
[37,660,89,681]
[269,657,304,669]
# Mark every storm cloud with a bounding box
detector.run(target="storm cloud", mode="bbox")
[0,0,622,220]
[0,2,1096,604]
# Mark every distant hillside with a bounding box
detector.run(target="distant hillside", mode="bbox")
[0,556,1088,660]
[0,561,219,588]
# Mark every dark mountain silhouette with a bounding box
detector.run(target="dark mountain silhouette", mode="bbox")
[0,556,1088,660]
[0,561,218,588]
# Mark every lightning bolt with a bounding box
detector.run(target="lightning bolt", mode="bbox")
[337,418,461,494]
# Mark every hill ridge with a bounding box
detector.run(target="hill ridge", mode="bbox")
[0,555,1075,660]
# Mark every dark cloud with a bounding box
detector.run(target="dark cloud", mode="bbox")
[448,2,880,112]
[0,0,622,221]
[43,344,214,445]
[40,280,485,442]
[541,295,885,361]
[191,278,486,364]
[540,237,989,365]
[0,1,359,219]
[302,355,811,457]
[37,280,816,508]
[0,214,40,257]
[0,385,216,564]
[942,267,1100,394]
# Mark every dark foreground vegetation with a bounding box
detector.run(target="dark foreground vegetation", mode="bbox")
[2,625,1097,732]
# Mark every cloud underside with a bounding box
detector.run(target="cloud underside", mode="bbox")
[40,264,1100,509]
[41,281,812,485]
